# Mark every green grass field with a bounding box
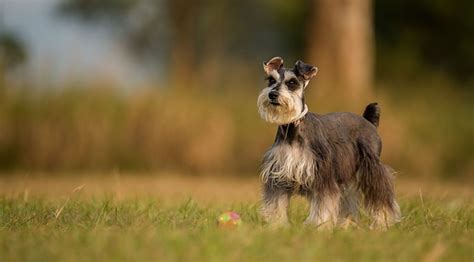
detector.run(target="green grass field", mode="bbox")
[0,176,472,261]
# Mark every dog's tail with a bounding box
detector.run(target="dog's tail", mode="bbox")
[358,141,400,227]
[363,102,380,127]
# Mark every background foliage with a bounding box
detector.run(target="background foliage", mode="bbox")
[0,0,472,180]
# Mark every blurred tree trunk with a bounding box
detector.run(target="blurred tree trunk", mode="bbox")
[168,0,199,89]
[0,64,4,99]
[197,0,227,89]
[307,0,374,102]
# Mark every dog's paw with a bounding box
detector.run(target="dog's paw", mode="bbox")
[303,218,336,230]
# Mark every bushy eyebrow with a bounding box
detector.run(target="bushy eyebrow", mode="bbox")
[283,71,298,80]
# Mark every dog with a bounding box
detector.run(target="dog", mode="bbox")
[257,56,400,229]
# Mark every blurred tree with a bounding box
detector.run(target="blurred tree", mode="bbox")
[58,0,135,21]
[56,0,309,89]
[374,0,474,85]
[307,0,374,101]
[0,0,27,78]
[167,0,200,88]
[0,30,27,100]
[58,0,219,88]
[57,0,473,90]
[0,32,27,70]
[0,32,27,97]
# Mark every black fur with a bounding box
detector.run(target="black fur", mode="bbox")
[363,102,380,127]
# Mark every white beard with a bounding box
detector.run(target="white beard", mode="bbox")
[257,87,306,125]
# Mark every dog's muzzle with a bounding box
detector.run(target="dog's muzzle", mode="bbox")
[268,91,280,105]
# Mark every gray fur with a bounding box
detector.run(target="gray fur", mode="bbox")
[258,57,400,229]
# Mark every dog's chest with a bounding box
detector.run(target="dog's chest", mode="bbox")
[261,143,315,187]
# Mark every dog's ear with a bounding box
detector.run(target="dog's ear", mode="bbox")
[263,57,284,75]
[294,60,318,80]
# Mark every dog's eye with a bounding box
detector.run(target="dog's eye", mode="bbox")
[267,77,276,86]
[286,79,299,90]
[287,79,298,85]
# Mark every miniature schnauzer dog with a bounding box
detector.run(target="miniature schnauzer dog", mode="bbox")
[257,57,400,229]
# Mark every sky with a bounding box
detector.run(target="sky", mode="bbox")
[1,0,151,87]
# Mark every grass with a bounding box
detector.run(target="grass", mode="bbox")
[0,176,472,261]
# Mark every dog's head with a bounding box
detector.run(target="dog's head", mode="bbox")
[257,57,318,125]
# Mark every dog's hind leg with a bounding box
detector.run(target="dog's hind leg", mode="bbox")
[304,189,341,229]
[358,141,401,229]
[337,182,360,227]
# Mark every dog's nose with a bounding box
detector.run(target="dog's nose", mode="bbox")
[268,91,279,100]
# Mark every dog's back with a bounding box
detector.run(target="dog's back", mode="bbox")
[306,108,382,156]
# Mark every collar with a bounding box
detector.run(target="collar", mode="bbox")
[291,104,308,126]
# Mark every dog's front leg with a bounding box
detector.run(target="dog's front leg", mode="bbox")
[261,184,290,227]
